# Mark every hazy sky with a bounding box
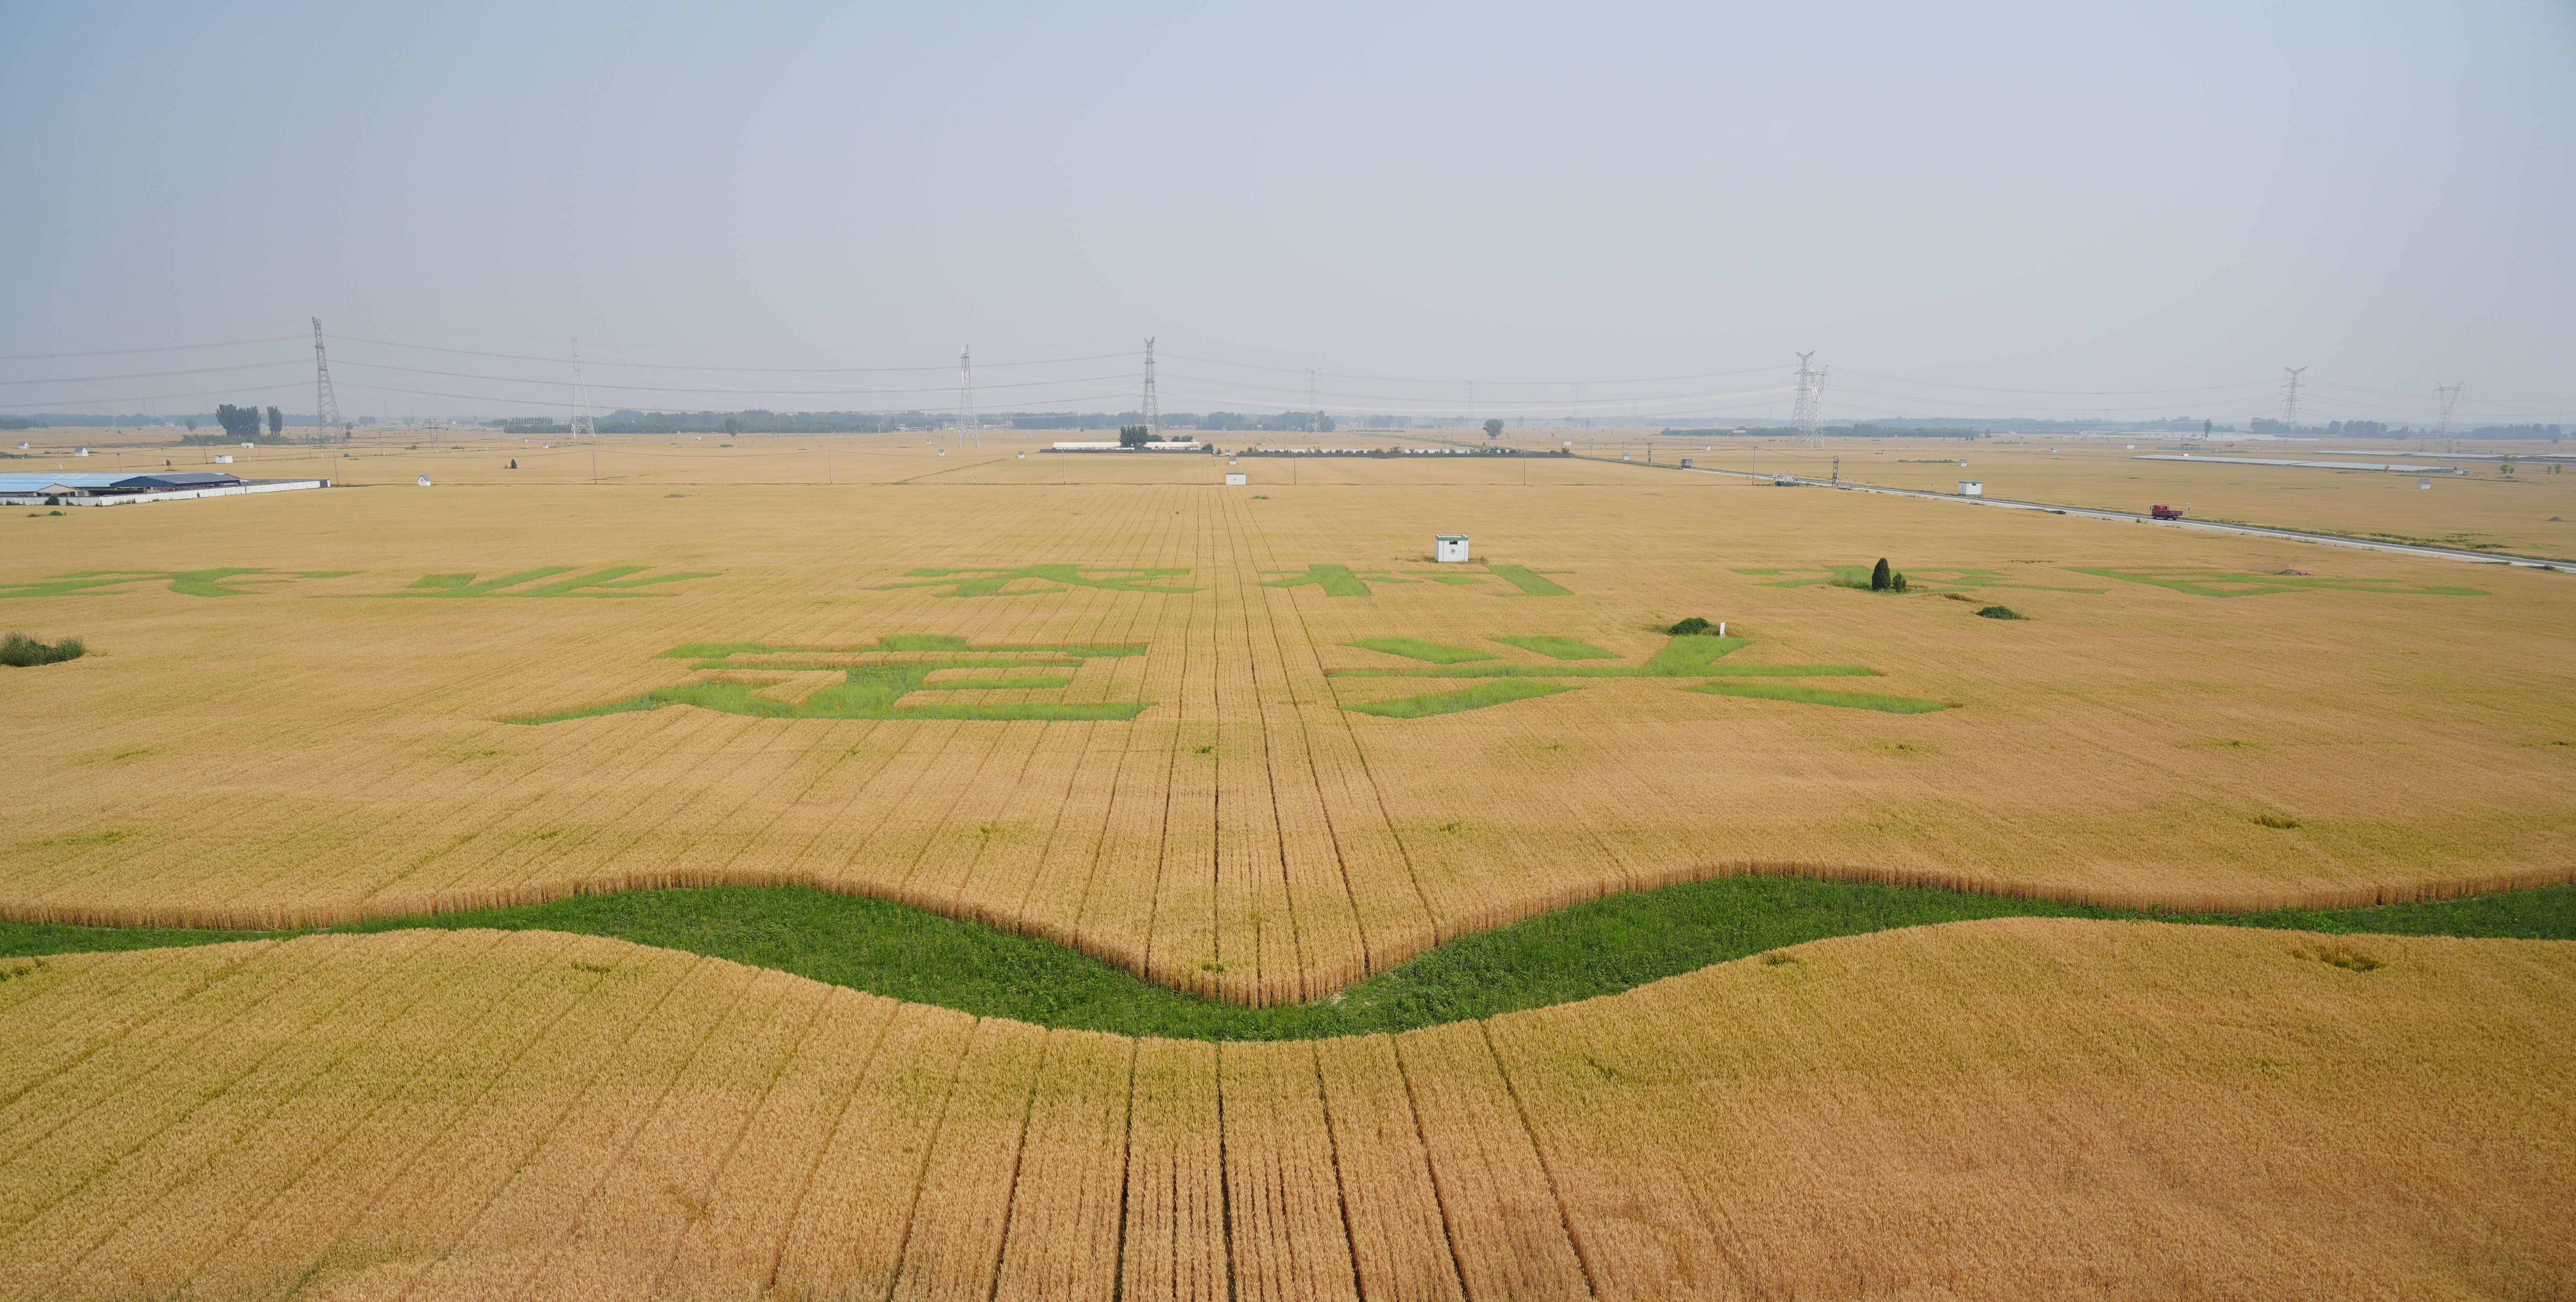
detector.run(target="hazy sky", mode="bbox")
[5,1,2572,426]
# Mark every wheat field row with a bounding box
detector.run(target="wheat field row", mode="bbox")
[10,477,2576,1005]
[0,919,2565,1301]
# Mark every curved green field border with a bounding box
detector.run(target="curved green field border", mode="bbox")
[5,877,2569,1041]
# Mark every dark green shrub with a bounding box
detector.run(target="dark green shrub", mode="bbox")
[1871,558,1891,591]
[1975,605,2025,620]
[1667,616,1711,636]
[0,632,84,667]
[1891,571,1908,593]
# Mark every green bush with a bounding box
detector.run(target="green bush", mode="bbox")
[0,632,84,667]
[1975,605,2025,620]
[1871,558,1891,590]
[1667,616,1711,635]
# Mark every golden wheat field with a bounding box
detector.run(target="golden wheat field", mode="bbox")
[8,442,2576,1006]
[7,437,2576,1299]
[0,920,2566,1301]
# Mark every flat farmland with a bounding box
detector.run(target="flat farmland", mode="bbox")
[7,450,2576,1007]
[1528,432,2576,559]
[0,921,2564,1300]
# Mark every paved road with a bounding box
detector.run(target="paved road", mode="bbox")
[1565,453,2572,572]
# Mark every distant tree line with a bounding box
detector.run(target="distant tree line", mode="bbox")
[2248,419,2560,441]
[2252,419,2397,438]
[533,409,1342,434]
[1192,411,1336,432]
[179,404,290,444]
[1659,425,1986,440]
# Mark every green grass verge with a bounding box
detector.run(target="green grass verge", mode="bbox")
[1492,635,1615,660]
[1344,679,1573,718]
[4,877,2569,1041]
[1347,637,1499,665]
[1690,681,1947,713]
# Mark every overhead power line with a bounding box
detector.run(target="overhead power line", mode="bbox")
[331,335,1141,375]
[0,359,306,385]
[0,335,305,361]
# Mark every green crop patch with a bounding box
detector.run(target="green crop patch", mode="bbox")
[1262,564,1393,596]
[1347,637,1498,664]
[1488,564,1573,596]
[0,567,330,599]
[2068,567,2489,598]
[1344,679,1574,718]
[881,565,1198,598]
[1330,632,1907,717]
[1690,682,1948,713]
[7,878,2569,1040]
[375,566,720,598]
[1755,566,2105,595]
[1260,562,1578,597]
[1493,635,1615,659]
[514,636,1152,724]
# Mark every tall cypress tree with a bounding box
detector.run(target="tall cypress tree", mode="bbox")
[1871,558,1892,591]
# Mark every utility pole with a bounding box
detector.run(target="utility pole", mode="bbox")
[1792,352,1824,443]
[957,346,979,449]
[2280,366,2307,428]
[1141,337,1160,437]
[311,318,345,442]
[2434,382,2465,437]
[569,338,595,439]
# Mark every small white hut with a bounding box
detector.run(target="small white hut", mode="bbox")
[1435,534,1469,563]
[1958,480,1984,497]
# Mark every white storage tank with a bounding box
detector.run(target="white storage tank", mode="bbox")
[1435,534,1469,563]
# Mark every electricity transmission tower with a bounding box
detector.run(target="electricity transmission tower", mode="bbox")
[1140,337,1160,436]
[1792,352,1825,442]
[957,346,979,448]
[310,318,345,441]
[2279,366,2307,428]
[2434,382,2465,437]
[569,338,595,439]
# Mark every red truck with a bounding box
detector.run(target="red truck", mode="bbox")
[2150,504,2184,519]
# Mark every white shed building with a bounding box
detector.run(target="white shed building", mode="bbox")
[1958,480,1984,497]
[1435,534,1469,563]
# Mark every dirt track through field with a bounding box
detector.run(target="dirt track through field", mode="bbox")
[1,919,2568,1300]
